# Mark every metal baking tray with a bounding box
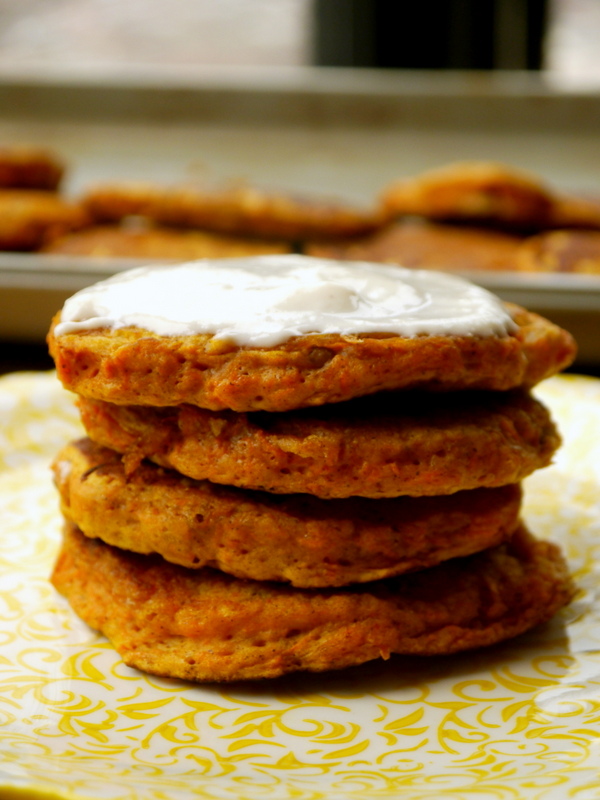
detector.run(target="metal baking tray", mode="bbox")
[1,66,599,363]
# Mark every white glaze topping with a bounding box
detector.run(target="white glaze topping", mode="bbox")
[54,255,516,346]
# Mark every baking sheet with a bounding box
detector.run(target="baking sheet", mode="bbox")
[0,370,599,800]
[0,68,600,363]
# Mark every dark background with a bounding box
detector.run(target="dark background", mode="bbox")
[313,0,549,70]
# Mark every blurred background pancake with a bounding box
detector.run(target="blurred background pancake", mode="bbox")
[306,219,523,272]
[41,223,292,259]
[516,229,600,274]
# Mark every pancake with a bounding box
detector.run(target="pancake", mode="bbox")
[51,522,574,682]
[77,390,559,499]
[47,299,576,413]
[0,190,87,251]
[79,180,160,221]
[516,230,600,275]
[305,218,523,272]
[549,192,600,230]
[41,224,292,259]
[53,438,522,587]
[81,180,384,241]
[380,161,555,231]
[0,145,64,191]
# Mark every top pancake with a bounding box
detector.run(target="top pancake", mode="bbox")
[48,298,575,413]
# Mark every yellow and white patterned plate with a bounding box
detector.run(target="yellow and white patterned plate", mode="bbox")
[1,371,599,800]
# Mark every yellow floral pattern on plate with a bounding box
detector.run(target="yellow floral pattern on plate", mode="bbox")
[0,371,599,800]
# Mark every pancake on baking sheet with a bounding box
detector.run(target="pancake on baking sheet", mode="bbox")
[0,145,65,191]
[0,189,88,251]
[79,181,162,222]
[516,230,600,275]
[549,192,600,230]
[47,258,576,413]
[380,161,555,231]
[305,218,523,272]
[54,438,523,587]
[81,180,385,241]
[41,224,292,259]
[51,522,574,682]
[77,389,559,499]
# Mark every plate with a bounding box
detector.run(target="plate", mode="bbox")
[1,371,599,800]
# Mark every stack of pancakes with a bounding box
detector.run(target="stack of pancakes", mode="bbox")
[47,256,577,682]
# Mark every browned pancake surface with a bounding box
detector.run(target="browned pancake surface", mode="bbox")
[306,219,523,272]
[517,230,600,275]
[549,192,600,230]
[48,302,576,413]
[380,161,555,231]
[0,190,88,250]
[81,180,384,241]
[51,522,574,682]
[77,390,559,499]
[0,145,64,191]
[42,224,292,259]
[54,438,522,586]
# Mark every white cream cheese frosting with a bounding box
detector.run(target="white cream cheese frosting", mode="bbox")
[54,254,516,347]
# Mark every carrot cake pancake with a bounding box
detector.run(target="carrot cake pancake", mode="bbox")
[77,389,559,499]
[42,224,292,259]
[51,522,574,682]
[305,218,523,272]
[548,191,600,230]
[516,229,600,275]
[380,160,600,235]
[54,438,523,587]
[380,161,556,231]
[47,256,576,412]
[81,180,384,240]
[0,145,64,191]
[0,189,88,250]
